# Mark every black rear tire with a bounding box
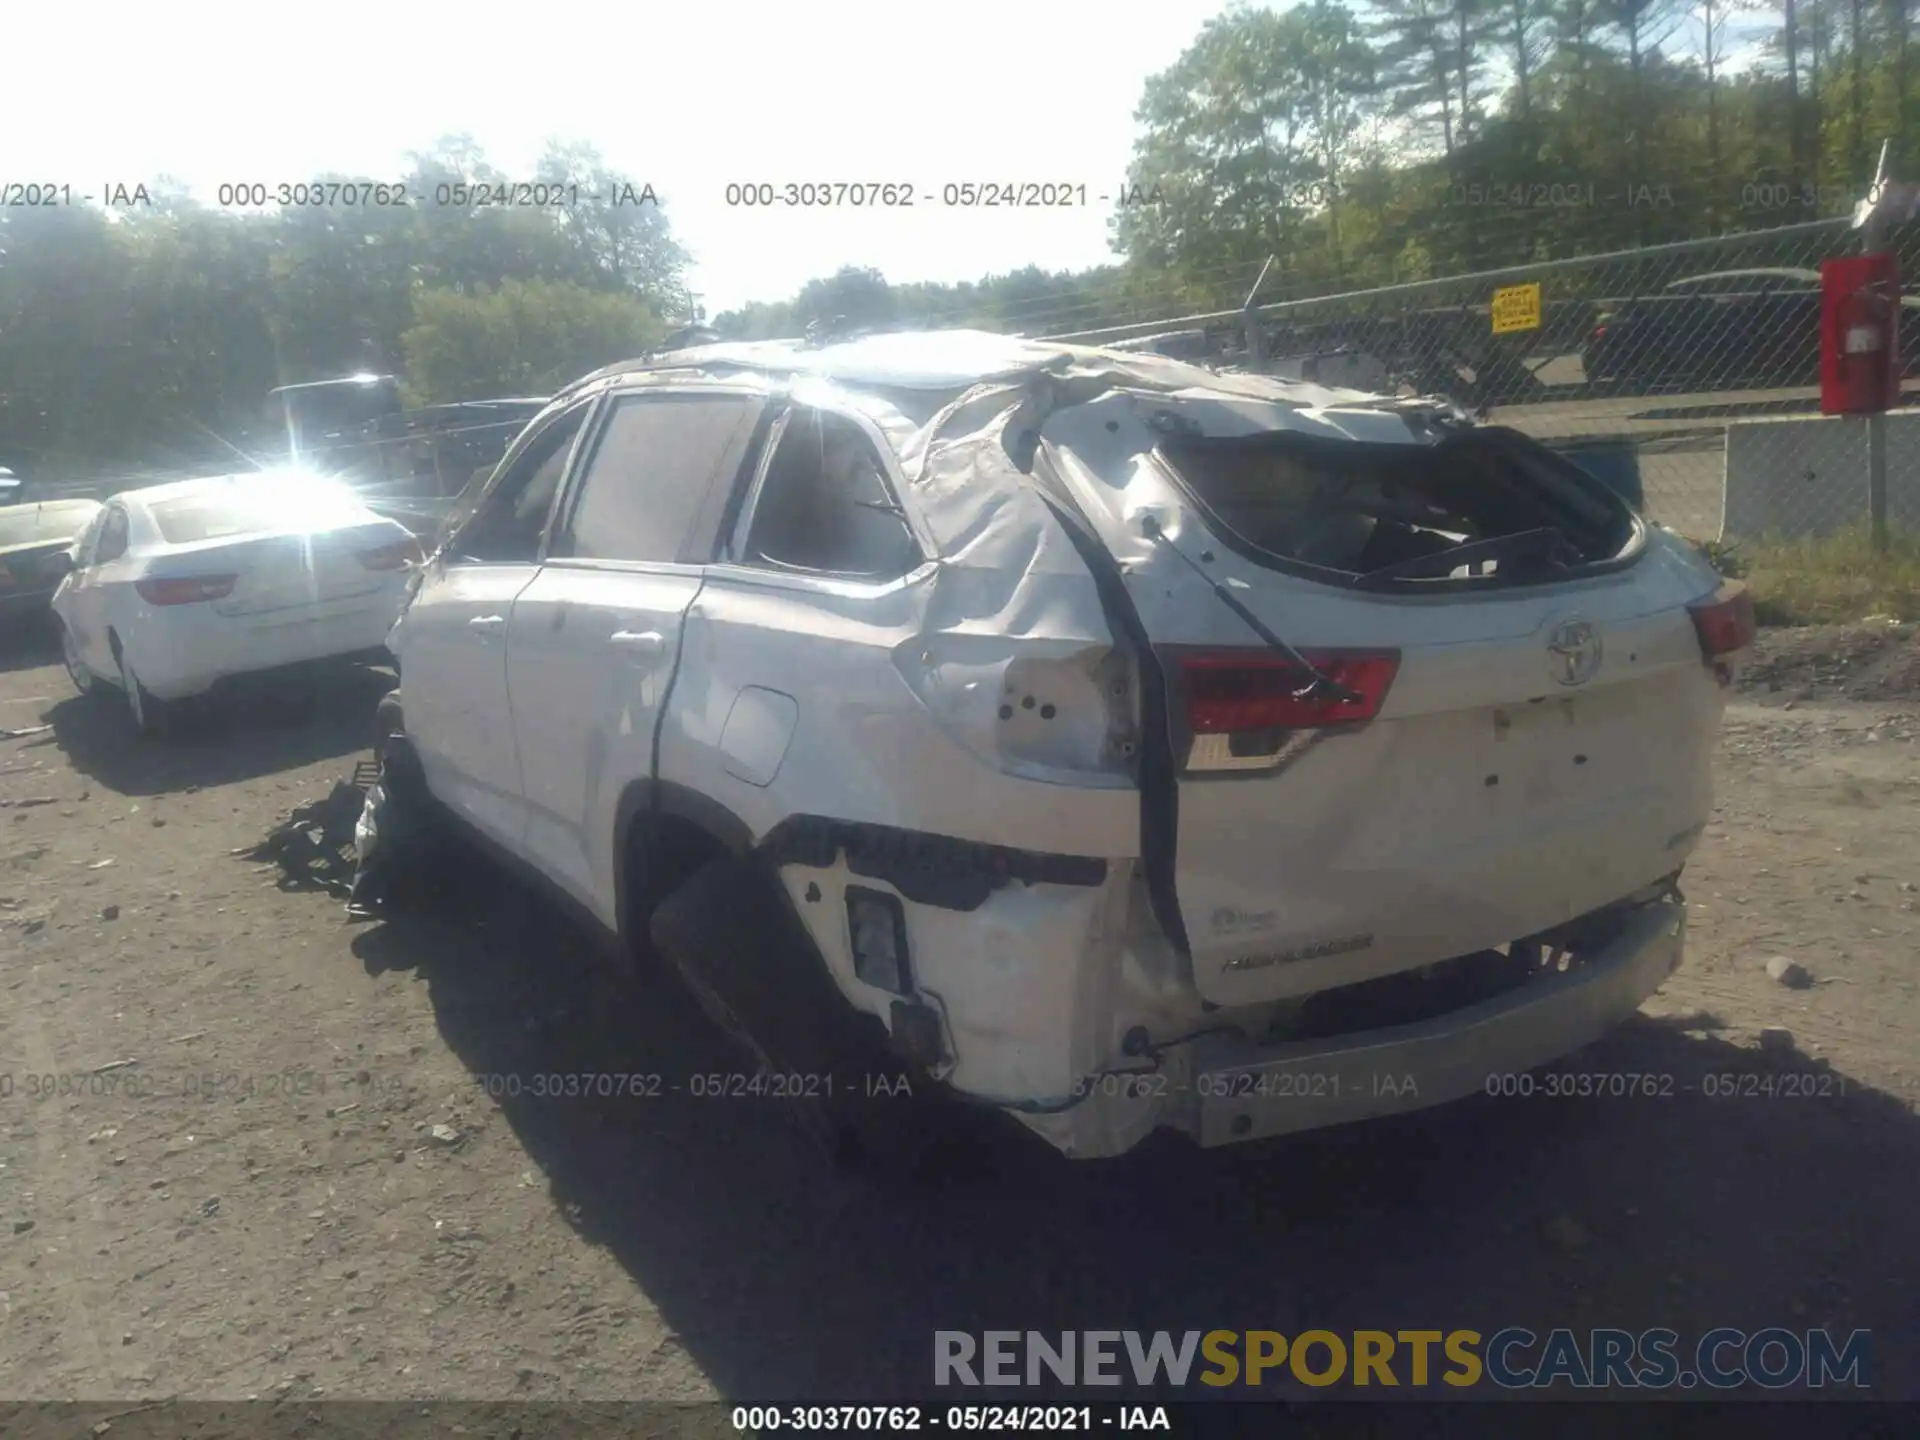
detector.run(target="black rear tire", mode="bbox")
[352,689,451,914]
[58,620,99,699]
[649,855,915,1172]
[372,692,430,803]
[115,646,172,739]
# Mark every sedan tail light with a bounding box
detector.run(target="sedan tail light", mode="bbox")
[1687,580,1756,683]
[357,537,425,571]
[135,574,238,606]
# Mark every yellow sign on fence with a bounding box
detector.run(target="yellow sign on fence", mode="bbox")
[1491,282,1542,335]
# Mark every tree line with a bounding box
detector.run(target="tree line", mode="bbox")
[719,0,1920,340]
[6,0,1920,474]
[0,138,683,477]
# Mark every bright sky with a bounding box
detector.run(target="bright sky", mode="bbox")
[7,0,1233,316]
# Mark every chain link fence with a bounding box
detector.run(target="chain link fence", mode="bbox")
[30,222,1920,546]
[1046,218,1920,545]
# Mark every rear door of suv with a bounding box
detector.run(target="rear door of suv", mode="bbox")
[398,397,596,851]
[1044,397,1741,1010]
[503,384,768,921]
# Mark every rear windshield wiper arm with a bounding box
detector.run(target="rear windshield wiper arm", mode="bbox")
[1356,527,1579,587]
[1138,513,1362,706]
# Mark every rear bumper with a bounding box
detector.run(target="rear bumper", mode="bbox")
[1012,898,1684,1158]
[131,600,401,700]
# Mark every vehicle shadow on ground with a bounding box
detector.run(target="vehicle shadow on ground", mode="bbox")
[44,661,394,797]
[0,612,63,677]
[352,852,1918,1404]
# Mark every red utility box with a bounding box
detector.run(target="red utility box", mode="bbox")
[1820,252,1902,414]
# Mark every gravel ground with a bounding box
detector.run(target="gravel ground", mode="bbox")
[0,618,1915,1405]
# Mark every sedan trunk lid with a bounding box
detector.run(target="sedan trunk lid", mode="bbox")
[142,521,413,620]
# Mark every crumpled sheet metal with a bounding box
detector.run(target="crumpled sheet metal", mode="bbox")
[816,357,1429,791]
[535,332,1439,587]
[446,337,1437,812]
[636,329,1384,410]
[877,381,1131,794]
[872,361,1422,582]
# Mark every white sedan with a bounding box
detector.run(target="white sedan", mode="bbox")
[51,472,422,735]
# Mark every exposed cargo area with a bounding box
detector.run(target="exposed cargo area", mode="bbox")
[1156,425,1640,586]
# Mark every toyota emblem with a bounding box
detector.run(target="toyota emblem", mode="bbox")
[1546,619,1603,687]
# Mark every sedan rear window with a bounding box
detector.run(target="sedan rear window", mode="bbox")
[148,487,370,545]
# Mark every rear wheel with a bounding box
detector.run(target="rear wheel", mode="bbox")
[59,621,97,698]
[352,690,451,914]
[372,693,426,802]
[649,855,915,1173]
[622,820,728,973]
[115,646,171,739]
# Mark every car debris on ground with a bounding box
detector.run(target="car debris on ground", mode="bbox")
[234,765,377,900]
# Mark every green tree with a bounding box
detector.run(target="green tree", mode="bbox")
[1113,7,1323,285]
[1502,0,1555,121]
[535,139,691,311]
[1297,2,1380,263]
[790,266,898,334]
[399,278,666,404]
[1374,0,1459,156]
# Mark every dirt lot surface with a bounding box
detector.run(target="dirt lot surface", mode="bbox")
[0,619,1915,1406]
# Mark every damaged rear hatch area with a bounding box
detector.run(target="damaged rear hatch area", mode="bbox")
[1041,386,1746,1009]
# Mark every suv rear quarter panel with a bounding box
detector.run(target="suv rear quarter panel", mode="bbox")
[656,565,1141,857]
[653,397,1154,1093]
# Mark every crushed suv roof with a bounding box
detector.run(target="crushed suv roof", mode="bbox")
[560,328,1441,415]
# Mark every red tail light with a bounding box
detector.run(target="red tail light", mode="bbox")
[357,538,425,571]
[1179,650,1401,733]
[1591,324,1609,343]
[1687,580,1756,662]
[135,574,238,606]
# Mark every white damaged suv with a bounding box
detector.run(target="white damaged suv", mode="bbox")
[376,329,1751,1162]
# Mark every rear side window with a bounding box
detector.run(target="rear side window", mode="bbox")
[739,408,920,579]
[555,392,762,563]
[93,508,131,564]
[455,405,590,563]
[69,509,106,567]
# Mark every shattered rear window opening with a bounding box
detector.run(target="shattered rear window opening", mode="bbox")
[1154,426,1636,587]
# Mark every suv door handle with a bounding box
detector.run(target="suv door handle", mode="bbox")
[609,629,666,657]
[468,614,506,635]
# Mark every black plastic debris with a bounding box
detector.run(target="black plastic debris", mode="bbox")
[234,763,378,899]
